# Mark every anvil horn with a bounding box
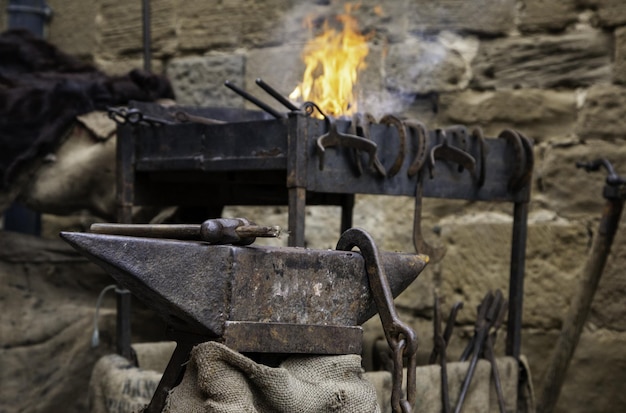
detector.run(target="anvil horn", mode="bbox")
[60,232,427,337]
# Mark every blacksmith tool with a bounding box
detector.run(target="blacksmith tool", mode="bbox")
[537,159,626,413]
[90,217,280,246]
[413,171,447,262]
[61,223,427,413]
[255,78,300,111]
[428,293,463,413]
[172,110,226,125]
[349,112,384,177]
[336,228,419,413]
[224,80,285,119]
[483,296,508,413]
[313,103,386,176]
[108,106,174,126]
[454,290,505,413]
[428,129,476,180]
[415,128,476,261]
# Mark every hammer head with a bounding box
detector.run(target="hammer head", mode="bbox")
[61,232,426,338]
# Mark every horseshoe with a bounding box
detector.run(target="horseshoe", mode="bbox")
[405,120,428,178]
[379,114,407,178]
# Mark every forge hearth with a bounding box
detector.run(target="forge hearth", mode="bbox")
[117,100,530,228]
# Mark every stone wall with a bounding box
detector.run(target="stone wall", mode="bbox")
[2,1,626,412]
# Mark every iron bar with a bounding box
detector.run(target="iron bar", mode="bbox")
[142,0,151,72]
[224,80,285,119]
[255,78,299,111]
[506,201,529,358]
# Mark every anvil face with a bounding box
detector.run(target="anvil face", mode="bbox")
[61,232,426,337]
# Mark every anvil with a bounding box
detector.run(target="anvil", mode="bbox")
[61,230,427,354]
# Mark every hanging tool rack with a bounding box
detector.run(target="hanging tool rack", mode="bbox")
[111,98,533,362]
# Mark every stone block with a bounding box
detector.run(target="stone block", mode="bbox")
[177,0,295,51]
[471,31,611,89]
[405,0,516,36]
[576,84,626,141]
[527,328,626,413]
[97,0,177,58]
[437,89,577,142]
[583,0,626,27]
[47,0,97,58]
[614,27,626,85]
[95,57,164,76]
[343,0,410,44]
[534,139,626,216]
[433,212,588,328]
[166,54,246,107]
[385,33,476,94]
[518,0,579,33]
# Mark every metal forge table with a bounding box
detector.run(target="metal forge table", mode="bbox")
[112,101,532,363]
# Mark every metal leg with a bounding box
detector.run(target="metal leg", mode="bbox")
[145,331,205,413]
[116,125,135,359]
[506,201,528,358]
[288,187,306,247]
[116,289,133,362]
[340,194,354,234]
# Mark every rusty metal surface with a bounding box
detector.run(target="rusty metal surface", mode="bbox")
[222,322,363,354]
[60,232,427,336]
[125,102,532,203]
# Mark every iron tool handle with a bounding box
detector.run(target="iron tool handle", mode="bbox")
[90,218,281,245]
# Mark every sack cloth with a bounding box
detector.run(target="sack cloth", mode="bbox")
[89,354,161,413]
[89,342,176,413]
[89,341,534,413]
[163,341,381,413]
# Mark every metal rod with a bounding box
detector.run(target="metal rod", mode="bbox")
[116,289,133,361]
[506,200,528,358]
[142,0,151,72]
[115,125,136,360]
[255,78,299,111]
[173,111,226,125]
[224,80,285,119]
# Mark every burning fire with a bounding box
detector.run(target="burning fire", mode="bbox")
[290,4,370,117]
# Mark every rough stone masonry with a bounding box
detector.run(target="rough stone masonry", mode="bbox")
[1,1,626,412]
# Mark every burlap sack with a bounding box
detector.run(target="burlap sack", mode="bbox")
[89,354,161,413]
[89,341,533,413]
[89,342,175,413]
[163,341,381,413]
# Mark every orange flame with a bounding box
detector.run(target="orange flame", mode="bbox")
[290,5,370,117]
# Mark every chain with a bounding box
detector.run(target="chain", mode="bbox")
[107,107,173,126]
[336,228,418,413]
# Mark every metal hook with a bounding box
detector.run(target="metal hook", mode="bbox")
[428,129,476,179]
[316,113,384,175]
